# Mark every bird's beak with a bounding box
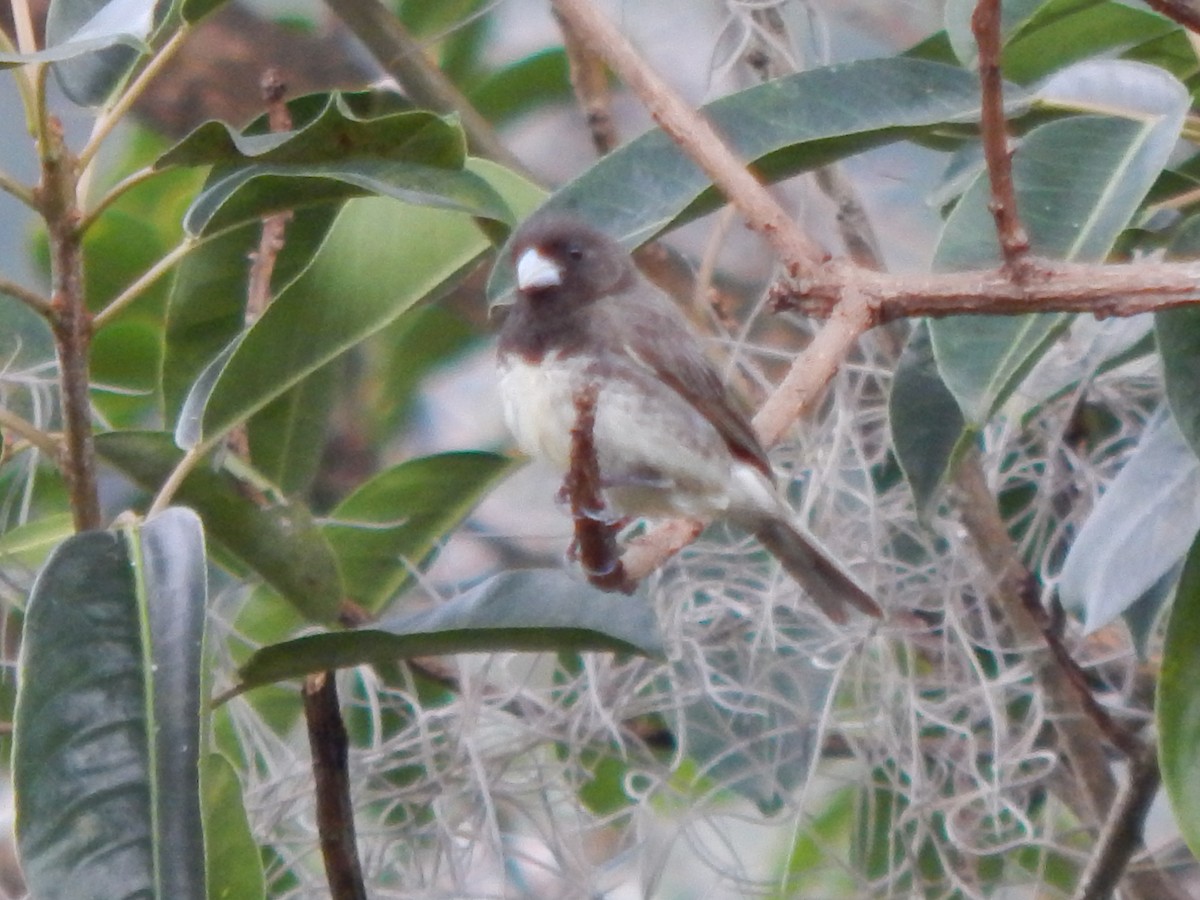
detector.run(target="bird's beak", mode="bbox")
[516,247,562,291]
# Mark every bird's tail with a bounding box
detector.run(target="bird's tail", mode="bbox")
[750,517,881,623]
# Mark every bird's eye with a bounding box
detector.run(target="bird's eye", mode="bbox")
[566,245,584,261]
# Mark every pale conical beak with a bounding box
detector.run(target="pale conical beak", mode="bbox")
[516,247,562,291]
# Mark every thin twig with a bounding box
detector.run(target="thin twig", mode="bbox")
[556,9,619,156]
[0,277,53,319]
[79,165,161,233]
[0,408,60,458]
[76,27,192,175]
[303,673,368,900]
[0,169,37,209]
[550,0,827,278]
[971,0,1031,273]
[322,0,531,176]
[245,70,293,324]
[1072,743,1163,900]
[94,236,199,329]
[146,445,206,517]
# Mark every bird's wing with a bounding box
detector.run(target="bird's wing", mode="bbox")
[602,289,775,480]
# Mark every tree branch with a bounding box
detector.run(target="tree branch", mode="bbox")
[322,0,532,177]
[0,276,53,319]
[772,257,1200,321]
[303,672,368,900]
[549,0,828,277]
[972,0,1031,273]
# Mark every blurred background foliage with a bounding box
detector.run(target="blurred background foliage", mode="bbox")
[3,0,1200,897]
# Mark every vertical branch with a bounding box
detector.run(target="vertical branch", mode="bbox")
[556,10,619,156]
[245,69,294,324]
[39,119,101,532]
[971,0,1031,273]
[303,672,368,900]
[564,382,632,592]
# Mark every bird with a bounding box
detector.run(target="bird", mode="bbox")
[495,211,880,623]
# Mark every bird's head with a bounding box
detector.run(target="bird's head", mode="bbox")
[511,213,633,304]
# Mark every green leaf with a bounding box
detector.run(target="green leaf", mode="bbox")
[930,62,1186,427]
[136,508,209,898]
[1158,526,1200,859]
[0,513,75,579]
[202,752,264,900]
[486,57,1030,302]
[158,94,510,235]
[161,207,339,425]
[190,196,494,450]
[324,451,516,612]
[233,570,664,693]
[888,323,969,512]
[247,362,339,497]
[41,0,166,105]
[157,96,462,169]
[1157,216,1200,457]
[180,160,511,237]
[468,48,573,125]
[1003,0,1176,84]
[1059,411,1200,633]
[14,509,210,899]
[943,0,1043,70]
[96,431,343,622]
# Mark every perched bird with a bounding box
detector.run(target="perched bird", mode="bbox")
[495,211,880,622]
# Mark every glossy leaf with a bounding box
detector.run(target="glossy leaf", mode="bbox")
[1157,216,1200,457]
[156,97,462,169]
[202,752,265,900]
[96,431,342,622]
[179,160,510,237]
[0,513,75,579]
[930,61,1186,425]
[136,508,209,898]
[1158,526,1200,859]
[247,363,339,497]
[324,451,516,612]
[1003,0,1176,84]
[14,509,210,899]
[1059,411,1200,633]
[468,48,573,125]
[888,323,968,513]
[486,57,1031,302]
[234,570,664,693]
[161,207,339,425]
[42,0,165,105]
[190,196,493,450]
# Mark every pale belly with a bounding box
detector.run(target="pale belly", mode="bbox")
[497,352,776,519]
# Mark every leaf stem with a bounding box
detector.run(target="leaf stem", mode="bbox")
[79,164,161,233]
[0,276,54,319]
[93,236,199,329]
[0,407,60,458]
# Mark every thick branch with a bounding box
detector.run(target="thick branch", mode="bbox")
[304,672,368,900]
[972,0,1031,272]
[772,257,1200,321]
[556,10,619,156]
[550,0,827,277]
[39,119,100,532]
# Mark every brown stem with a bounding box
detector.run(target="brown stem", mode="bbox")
[245,69,294,325]
[771,257,1200,321]
[563,382,633,592]
[39,118,100,532]
[0,276,53,319]
[556,9,619,156]
[953,452,1185,900]
[322,0,532,177]
[550,0,827,277]
[303,672,368,900]
[972,0,1031,274]
[1073,743,1163,900]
